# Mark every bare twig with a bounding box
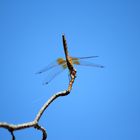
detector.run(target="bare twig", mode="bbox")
[34,124,47,140]
[9,130,15,140]
[0,34,76,139]
[62,34,77,91]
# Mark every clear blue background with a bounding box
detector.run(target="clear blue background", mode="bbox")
[0,0,140,139]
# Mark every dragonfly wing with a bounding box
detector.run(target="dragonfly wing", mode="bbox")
[36,58,66,74]
[71,56,99,60]
[73,59,104,68]
[43,64,67,85]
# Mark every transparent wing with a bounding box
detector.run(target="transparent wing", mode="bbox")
[72,59,104,68]
[36,58,66,74]
[71,56,99,60]
[42,65,67,85]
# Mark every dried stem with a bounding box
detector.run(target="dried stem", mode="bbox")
[0,35,76,140]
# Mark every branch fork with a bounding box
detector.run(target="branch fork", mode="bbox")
[0,35,76,140]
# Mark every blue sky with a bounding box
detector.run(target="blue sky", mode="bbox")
[0,0,140,139]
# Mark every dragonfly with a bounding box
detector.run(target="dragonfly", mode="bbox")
[36,56,104,85]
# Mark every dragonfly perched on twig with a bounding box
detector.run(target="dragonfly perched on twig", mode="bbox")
[36,56,104,85]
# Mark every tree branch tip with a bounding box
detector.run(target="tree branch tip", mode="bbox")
[62,33,65,36]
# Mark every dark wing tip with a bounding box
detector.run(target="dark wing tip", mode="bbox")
[100,65,105,68]
[35,71,42,74]
[42,82,49,85]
